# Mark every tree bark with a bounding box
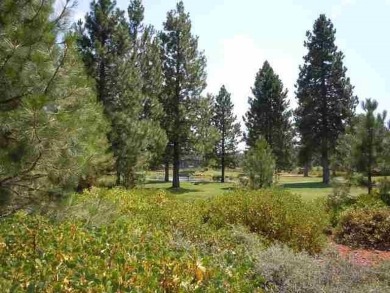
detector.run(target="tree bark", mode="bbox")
[164,161,169,182]
[303,162,309,177]
[322,150,330,184]
[221,135,225,183]
[172,141,180,188]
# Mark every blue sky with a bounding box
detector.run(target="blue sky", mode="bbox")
[66,0,390,123]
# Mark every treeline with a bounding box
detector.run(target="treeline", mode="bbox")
[1,0,389,211]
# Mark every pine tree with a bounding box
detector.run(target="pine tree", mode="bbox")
[244,61,293,171]
[160,1,207,188]
[244,138,275,189]
[213,86,241,182]
[295,14,358,184]
[0,0,109,211]
[192,94,220,167]
[354,99,387,194]
[77,0,166,188]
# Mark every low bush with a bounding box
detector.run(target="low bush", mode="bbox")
[379,178,390,205]
[0,188,263,292]
[327,182,357,226]
[254,245,390,293]
[204,189,329,253]
[335,207,390,250]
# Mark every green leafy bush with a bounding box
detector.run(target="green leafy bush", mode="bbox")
[327,182,357,226]
[1,188,389,291]
[335,207,390,250]
[379,178,390,205]
[204,189,329,253]
[0,188,263,292]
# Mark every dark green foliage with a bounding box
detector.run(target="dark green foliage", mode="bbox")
[0,0,109,211]
[213,86,241,182]
[243,138,276,189]
[192,94,220,167]
[335,207,390,250]
[244,61,293,171]
[353,99,387,194]
[160,1,207,188]
[295,14,358,184]
[379,178,390,205]
[77,0,166,187]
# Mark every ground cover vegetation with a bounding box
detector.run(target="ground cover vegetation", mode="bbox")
[1,0,390,291]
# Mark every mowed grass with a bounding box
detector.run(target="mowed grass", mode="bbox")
[141,181,236,201]
[143,173,367,201]
[279,175,366,200]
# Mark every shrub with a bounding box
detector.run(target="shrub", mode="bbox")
[204,189,329,253]
[243,138,275,189]
[326,181,357,226]
[254,245,390,293]
[0,188,263,292]
[379,178,390,205]
[335,207,390,250]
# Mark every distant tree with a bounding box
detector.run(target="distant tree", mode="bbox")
[244,139,275,189]
[244,61,293,171]
[295,14,358,184]
[213,86,241,182]
[354,99,387,194]
[0,0,109,211]
[160,1,207,188]
[192,94,220,167]
[297,144,312,177]
[77,0,166,188]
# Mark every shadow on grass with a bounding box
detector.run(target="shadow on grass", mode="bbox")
[144,180,169,185]
[166,187,200,195]
[282,182,330,189]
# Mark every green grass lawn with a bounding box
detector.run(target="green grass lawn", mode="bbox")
[143,174,368,201]
[141,181,236,201]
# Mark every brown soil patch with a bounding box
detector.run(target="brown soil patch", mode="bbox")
[331,241,390,266]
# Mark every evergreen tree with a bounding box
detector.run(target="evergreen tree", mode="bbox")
[77,0,166,188]
[213,86,241,182]
[244,138,275,189]
[0,0,109,212]
[160,1,207,188]
[244,61,293,171]
[192,94,220,167]
[295,14,358,184]
[354,99,387,194]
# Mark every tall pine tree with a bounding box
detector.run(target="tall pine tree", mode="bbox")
[160,1,207,188]
[0,0,109,211]
[213,86,241,183]
[354,99,387,194]
[244,61,293,171]
[295,14,358,184]
[192,94,220,167]
[77,0,166,188]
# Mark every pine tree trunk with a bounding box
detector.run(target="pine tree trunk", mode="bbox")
[368,169,372,194]
[322,151,330,184]
[304,162,309,177]
[164,161,169,182]
[221,134,225,183]
[172,141,180,188]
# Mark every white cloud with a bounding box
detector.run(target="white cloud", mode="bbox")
[331,0,357,19]
[207,35,265,123]
[206,35,299,149]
